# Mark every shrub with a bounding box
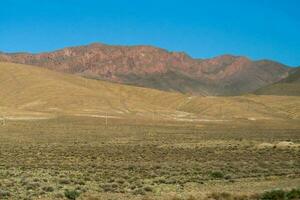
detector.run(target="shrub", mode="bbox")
[144,185,153,192]
[26,182,40,190]
[156,177,167,184]
[100,183,116,192]
[261,189,286,200]
[210,171,224,179]
[59,179,71,185]
[64,189,80,200]
[287,188,300,199]
[55,192,64,198]
[42,186,54,192]
[0,189,10,198]
[116,178,125,184]
[132,188,146,195]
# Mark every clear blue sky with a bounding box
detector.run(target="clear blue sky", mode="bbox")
[0,0,299,66]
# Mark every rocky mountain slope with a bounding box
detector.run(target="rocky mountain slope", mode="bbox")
[0,43,291,95]
[255,67,300,96]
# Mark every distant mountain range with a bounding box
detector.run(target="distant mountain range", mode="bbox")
[0,43,295,95]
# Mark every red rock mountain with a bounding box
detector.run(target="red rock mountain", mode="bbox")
[0,43,291,95]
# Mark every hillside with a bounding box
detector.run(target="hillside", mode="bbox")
[0,43,291,96]
[255,67,300,96]
[1,62,300,121]
[0,62,188,119]
[280,67,300,83]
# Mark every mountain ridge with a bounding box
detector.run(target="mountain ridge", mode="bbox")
[0,42,292,96]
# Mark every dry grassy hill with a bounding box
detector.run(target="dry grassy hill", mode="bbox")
[0,62,187,118]
[0,62,299,121]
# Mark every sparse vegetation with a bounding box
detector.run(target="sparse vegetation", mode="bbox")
[0,189,10,198]
[261,189,287,200]
[0,116,299,199]
[64,189,80,200]
[260,188,300,200]
[210,171,225,179]
[286,188,300,199]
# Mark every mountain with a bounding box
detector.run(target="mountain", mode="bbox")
[0,43,291,95]
[255,67,300,96]
[280,67,300,83]
[1,62,300,120]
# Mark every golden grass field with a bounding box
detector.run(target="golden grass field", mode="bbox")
[0,62,300,199]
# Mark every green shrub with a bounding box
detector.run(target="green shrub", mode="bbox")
[287,188,300,199]
[261,189,286,200]
[210,171,224,179]
[64,189,80,200]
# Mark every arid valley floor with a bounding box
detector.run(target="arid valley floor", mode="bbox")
[0,116,299,199]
